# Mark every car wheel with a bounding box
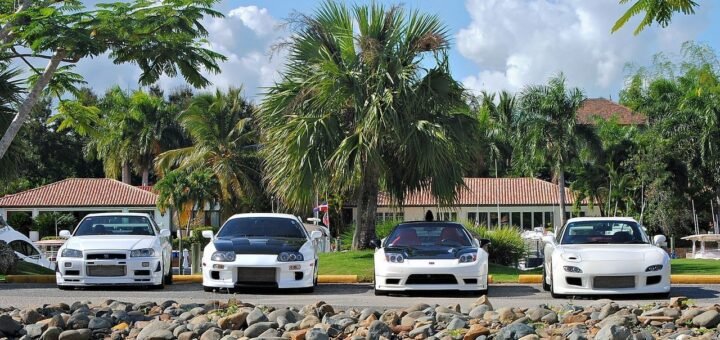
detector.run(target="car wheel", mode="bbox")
[542,266,550,292]
[57,285,72,291]
[164,272,173,285]
[203,286,215,292]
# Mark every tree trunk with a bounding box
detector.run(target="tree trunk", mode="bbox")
[0,0,32,43]
[121,162,131,184]
[558,169,567,229]
[0,49,66,160]
[352,166,379,250]
[141,166,150,186]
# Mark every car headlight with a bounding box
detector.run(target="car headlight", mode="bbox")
[61,248,83,258]
[211,251,236,262]
[646,264,663,272]
[458,253,477,263]
[130,248,156,257]
[385,253,404,263]
[563,266,583,273]
[277,252,304,262]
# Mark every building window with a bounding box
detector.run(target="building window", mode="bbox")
[522,212,532,229]
[438,212,457,221]
[478,212,488,226]
[544,212,554,229]
[500,212,510,226]
[511,212,520,227]
[376,212,404,222]
[467,212,476,223]
[394,213,404,221]
[533,212,543,228]
[490,212,498,227]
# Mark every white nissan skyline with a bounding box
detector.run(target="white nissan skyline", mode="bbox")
[372,221,490,296]
[201,213,322,292]
[543,217,670,297]
[55,213,172,289]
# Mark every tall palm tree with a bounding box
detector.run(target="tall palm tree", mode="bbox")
[258,1,479,249]
[473,91,517,177]
[612,0,698,35]
[155,88,259,212]
[517,74,599,227]
[0,64,24,181]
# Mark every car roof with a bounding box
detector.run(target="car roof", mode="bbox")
[226,213,299,220]
[566,217,639,223]
[84,212,153,218]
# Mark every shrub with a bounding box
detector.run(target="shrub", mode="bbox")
[465,223,526,266]
[0,241,17,275]
[7,212,32,235]
[32,213,76,238]
[340,219,402,250]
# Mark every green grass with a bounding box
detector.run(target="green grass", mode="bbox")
[671,259,720,275]
[490,264,542,283]
[11,261,55,275]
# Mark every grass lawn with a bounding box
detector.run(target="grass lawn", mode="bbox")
[671,258,720,275]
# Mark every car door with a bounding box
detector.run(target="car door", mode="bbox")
[150,217,171,273]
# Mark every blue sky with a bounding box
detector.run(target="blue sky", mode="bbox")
[77,0,720,101]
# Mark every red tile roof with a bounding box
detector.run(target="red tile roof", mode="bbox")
[376,178,583,207]
[0,178,158,207]
[577,98,647,125]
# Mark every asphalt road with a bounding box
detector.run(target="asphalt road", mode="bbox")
[1,284,719,309]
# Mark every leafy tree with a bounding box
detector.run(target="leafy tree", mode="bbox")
[0,0,226,161]
[470,91,517,177]
[517,74,599,227]
[155,168,218,232]
[258,1,479,249]
[0,63,24,181]
[613,0,699,35]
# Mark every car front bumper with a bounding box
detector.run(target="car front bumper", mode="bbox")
[375,259,488,291]
[56,256,163,286]
[551,261,670,295]
[202,254,315,289]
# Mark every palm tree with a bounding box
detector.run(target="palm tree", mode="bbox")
[612,0,698,35]
[473,91,517,177]
[258,1,479,249]
[0,64,25,181]
[155,88,259,212]
[517,74,599,227]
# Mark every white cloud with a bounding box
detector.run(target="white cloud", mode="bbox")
[457,0,709,97]
[227,6,279,37]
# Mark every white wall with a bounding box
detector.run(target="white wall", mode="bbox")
[0,206,171,231]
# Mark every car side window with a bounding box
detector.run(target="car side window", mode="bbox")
[10,240,39,256]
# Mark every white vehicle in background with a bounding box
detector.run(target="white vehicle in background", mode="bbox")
[372,221,491,296]
[201,213,322,292]
[0,223,55,270]
[55,213,172,289]
[543,217,670,297]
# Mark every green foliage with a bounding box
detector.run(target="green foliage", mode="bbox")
[32,212,76,238]
[187,226,217,248]
[465,224,526,266]
[340,219,400,250]
[7,212,32,235]
[613,0,699,35]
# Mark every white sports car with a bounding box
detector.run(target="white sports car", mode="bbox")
[543,217,670,297]
[201,213,322,292]
[372,221,490,295]
[55,213,172,289]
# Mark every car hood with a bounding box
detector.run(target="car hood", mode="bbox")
[384,246,477,259]
[64,235,155,251]
[213,237,307,254]
[557,244,667,261]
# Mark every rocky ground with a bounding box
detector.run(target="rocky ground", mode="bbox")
[0,296,719,340]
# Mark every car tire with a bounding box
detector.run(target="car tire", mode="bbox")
[374,287,388,296]
[164,272,173,285]
[542,266,551,292]
[203,286,216,292]
[57,285,72,291]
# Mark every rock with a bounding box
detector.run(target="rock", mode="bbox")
[0,315,22,335]
[299,316,320,329]
[136,321,171,340]
[243,322,277,338]
[41,327,61,340]
[21,309,45,324]
[662,308,680,318]
[257,328,282,338]
[597,314,637,328]
[146,329,174,340]
[518,336,539,340]
[540,312,557,324]
[66,314,89,330]
[189,315,210,326]
[408,324,432,338]
[436,312,458,323]
[177,331,195,340]
[57,330,90,340]
[25,324,44,338]
[112,322,128,331]
[495,323,535,340]
[217,312,249,330]
[247,308,269,327]
[366,320,392,340]
[306,328,329,340]
[598,303,619,320]
[595,324,631,340]
[405,304,431,313]
[562,313,588,324]
[471,296,493,311]
[469,305,491,319]
[190,307,207,316]
[88,317,112,330]
[447,318,466,330]
[200,328,223,340]
[463,325,489,340]
[692,310,720,328]
[379,311,400,326]
[669,296,688,308]
[317,304,334,318]
[401,311,426,327]
[496,308,515,323]
[287,329,308,340]
[359,308,380,322]
[526,308,551,322]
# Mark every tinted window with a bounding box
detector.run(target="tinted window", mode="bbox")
[560,220,648,245]
[9,240,39,256]
[74,216,155,236]
[385,223,472,247]
[218,217,306,239]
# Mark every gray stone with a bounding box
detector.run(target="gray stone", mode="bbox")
[0,315,22,335]
[173,325,188,337]
[594,325,631,340]
[495,323,534,340]
[469,305,491,319]
[190,307,207,316]
[306,328,329,340]
[21,309,44,324]
[598,303,619,320]
[405,303,431,313]
[366,320,392,340]
[436,312,458,323]
[41,327,61,340]
[379,311,400,326]
[662,308,680,318]
[692,310,720,328]
[257,328,282,338]
[219,336,236,340]
[408,324,432,338]
[540,312,558,324]
[178,312,194,322]
[597,314,637,328]
[136,321,172,340]
[88,317,112,330]
[57,330,90,340]
[299,315,320,329]
[25,324,44,338]
[359,308,380,322]
[447,318,466,330]
[631,330,653,340]
[247,308,269,327]
[243,322,277,338]
[526,308,551,322]
[66,314,89,330]
[108,302,131,312]
[146,329,174,340]
[401,311,426,327]
[47,315,65,329]
[200,328,223,340]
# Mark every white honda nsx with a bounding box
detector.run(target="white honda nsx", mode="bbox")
[543,217,670,298]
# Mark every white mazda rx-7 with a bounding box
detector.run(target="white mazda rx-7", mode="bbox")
[543,217,670,297]
[372,221,490,296]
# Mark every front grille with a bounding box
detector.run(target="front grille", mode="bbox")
[237,267,276,283]
[593,276,635,289]
[87,265,126,277]
[134,270,150,276]
[406,274,457,285]
[87,253,126,260]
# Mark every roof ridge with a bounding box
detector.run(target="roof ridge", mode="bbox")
[107,178,157,197]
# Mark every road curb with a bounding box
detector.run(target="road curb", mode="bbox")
[518,275,543,284]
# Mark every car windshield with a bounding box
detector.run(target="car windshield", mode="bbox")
[385,223,472,247]
[560,220,649,245]
[217,217,306,239]
[74,216,156,236]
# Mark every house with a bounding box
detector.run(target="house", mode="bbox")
[577,98,647,125]
[0,178,171,230]
[345,178,600,230]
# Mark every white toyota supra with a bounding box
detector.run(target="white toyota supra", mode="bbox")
[372,221,490,296]
[201,213,322,292]
[55,213,172,289]
[543,217,670,297]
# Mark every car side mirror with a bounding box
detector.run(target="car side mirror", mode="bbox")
[159,229,171,237]
[653,235,667,246]
[202,230,214,239]
[59,230,71,238]
[479,238,491,248]
[542,235,556,245]
[369,239,380,249]
[310,230,322,239]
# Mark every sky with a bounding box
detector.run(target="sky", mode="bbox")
[75,0,720,102]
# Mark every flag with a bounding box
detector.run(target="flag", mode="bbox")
[322,211,330,228]
[313,202,329,213]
